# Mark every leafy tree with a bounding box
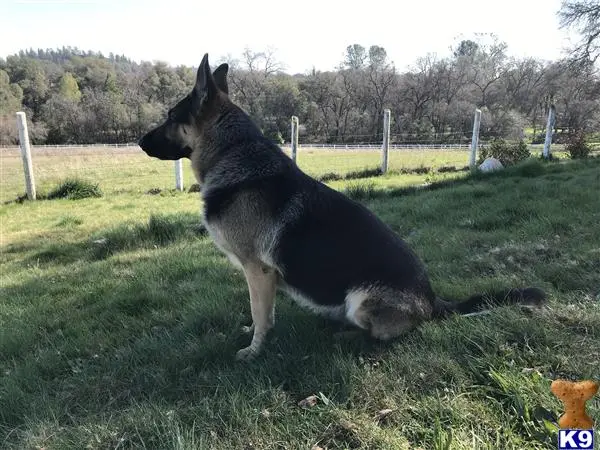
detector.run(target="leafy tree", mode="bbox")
[453,39,479,58]
[0,69,24,144]
[344,44,367,69]
[0,69,23,114]
[42,95,82,143]
[5,56,48,117]
[58,72,82,102]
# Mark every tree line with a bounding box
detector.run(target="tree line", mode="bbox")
[1,35,599,146]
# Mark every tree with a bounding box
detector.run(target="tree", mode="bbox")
[224,48,286,135]
[365,46,396,137]
[0,44,597,146]
[343,44,367,69]
[41,95,82,143]
[5,56,49,117]
[0,69,24,144]
[58,72,82,102]
[453,39,479,58]
[241,47,284,76]
[0,69,23,114]
[542,61,600,133]
[262,75,305,142]
[500,57,548,137]
[558,0,600,64]
[457,34,509,108]
[368,45,388,68]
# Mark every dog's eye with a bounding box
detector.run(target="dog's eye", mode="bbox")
[182,126,187,135]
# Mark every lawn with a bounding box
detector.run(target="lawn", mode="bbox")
[0,144,546,204]
[1,152,599,449]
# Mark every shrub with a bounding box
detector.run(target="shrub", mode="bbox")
[565,131,591,159]
[344,181,377,200]
[479,138,531,167]
[318,167,382,183]
[345,167,383,180]
[318,172,343,182]
[46,178,102,200]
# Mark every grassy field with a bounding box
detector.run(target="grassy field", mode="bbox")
[1,149,599,449]
[0,144,541,204]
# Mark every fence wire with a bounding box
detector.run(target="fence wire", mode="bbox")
[0,142,569,203]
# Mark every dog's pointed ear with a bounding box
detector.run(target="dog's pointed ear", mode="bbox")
[212,63,229,94]
[194,53,217,98]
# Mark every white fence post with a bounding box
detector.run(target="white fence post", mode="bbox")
[381,109,391,173]
[469,108,482,170]
[16,112,36,200]
[174,159,184,191]
[543,104,556,159]
[291,115,299,163]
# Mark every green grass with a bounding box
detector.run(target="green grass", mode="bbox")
[1,144,579,204]
[45,177,103,200]
[1,154,599,449]
[0,145,526,203]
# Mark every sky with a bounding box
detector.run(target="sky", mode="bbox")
[0,0,579,74]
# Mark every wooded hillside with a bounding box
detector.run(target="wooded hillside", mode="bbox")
[1,36,599,146]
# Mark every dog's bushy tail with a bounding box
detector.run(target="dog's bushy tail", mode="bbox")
[433,287,546,318]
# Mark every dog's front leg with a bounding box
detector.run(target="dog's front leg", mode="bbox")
[236,262,277,361]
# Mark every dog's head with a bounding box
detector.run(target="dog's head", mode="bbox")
[138,53,229,160]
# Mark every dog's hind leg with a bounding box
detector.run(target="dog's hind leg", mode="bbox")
[346,289,432,341]
[236,261,277,361]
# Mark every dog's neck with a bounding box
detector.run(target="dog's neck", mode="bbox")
[192,105,292,194]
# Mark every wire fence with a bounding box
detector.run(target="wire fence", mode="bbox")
[0,143,476,202]
[4,100,599,206]
[2,140,577,204]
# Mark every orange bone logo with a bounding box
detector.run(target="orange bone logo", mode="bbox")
[551,379,598,429]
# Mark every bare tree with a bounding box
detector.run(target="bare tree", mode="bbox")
[558,0,600,64]
[241,47,285,76]
[226,48,285,124]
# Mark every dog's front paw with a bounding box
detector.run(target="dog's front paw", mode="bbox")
[235,345,259,361]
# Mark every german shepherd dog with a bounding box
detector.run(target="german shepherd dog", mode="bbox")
[138,54,545,360]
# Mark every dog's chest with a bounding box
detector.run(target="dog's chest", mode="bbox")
[202,218,244,269]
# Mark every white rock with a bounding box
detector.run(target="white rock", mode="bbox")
[478,157,504,172]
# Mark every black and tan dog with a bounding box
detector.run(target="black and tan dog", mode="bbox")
[138,54,545,360]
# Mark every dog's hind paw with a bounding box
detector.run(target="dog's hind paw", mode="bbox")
[235,345,259,361]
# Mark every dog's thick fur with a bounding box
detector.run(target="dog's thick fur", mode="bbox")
[138,54,546,360]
